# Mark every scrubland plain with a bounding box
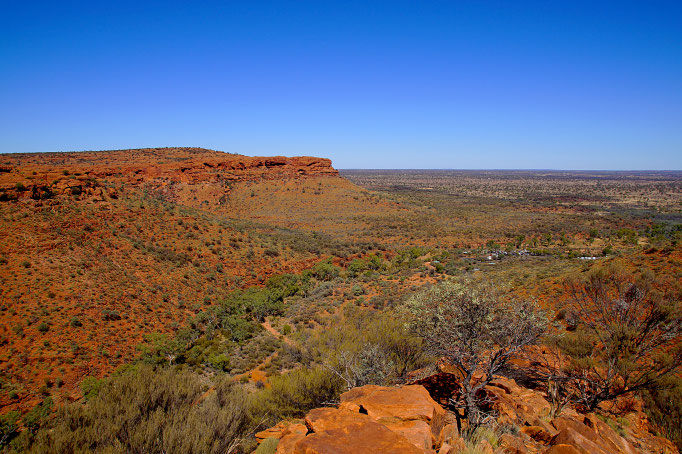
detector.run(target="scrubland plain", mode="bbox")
[0,149,680,453]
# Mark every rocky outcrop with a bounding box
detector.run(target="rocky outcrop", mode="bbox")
[482,376,676,454]
[255,376,679,454]
[257,384,448,453]
[121,154,338,184]
[0,148,338,202]
[339,384,446,448]
[297,407,426,454]
[486,376,554,427]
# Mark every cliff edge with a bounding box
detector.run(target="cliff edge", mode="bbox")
[0,147,338,201]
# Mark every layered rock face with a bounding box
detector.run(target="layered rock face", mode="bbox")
[256,385,447,454]
[0,147,338,200]
[256,377,678,454]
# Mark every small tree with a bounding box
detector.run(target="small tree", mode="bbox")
[556,266,682,411]
[405,280,548,430]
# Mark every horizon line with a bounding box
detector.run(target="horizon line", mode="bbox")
[338,168,682,172]
[1,149,680,173]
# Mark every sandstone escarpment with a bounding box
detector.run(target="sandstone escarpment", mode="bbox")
[0,147,338,201]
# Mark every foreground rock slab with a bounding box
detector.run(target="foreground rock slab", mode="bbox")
[293,418,427,454]
[255,376,679,454]
[264,385,445,453]
[340,384,446,445]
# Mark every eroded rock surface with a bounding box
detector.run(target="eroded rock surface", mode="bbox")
[259,384,446,453]
[0,147,338,202]
[255,376,679,454]
[340,384,446,443]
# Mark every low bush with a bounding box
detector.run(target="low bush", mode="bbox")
[306,260,341,281]
[642,375,682,450]
[27,366,257,454]
[253,367,343,421]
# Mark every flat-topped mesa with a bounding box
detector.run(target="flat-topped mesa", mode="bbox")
[154,155,338,184]
[0,148,338,200]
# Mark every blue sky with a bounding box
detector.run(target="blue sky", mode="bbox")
[1,1,681,169]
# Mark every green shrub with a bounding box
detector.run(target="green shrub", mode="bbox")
[80,376,103,401]
[642,376,682,450]
[209,353,231,371]
[0,411,20,448]
[346,259,367,278]
[307,260,341,281]
[405,279,547,429]
[263,248,280,257]
[463,425,501,449]
[254,367,343,420]
[253,437,279,454]
[221,287,285,322]
[265,274,300,299]
[29,367,256,454]
[23,398,53,433]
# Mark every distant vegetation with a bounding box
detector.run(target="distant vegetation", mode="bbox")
[3,262,680,452]
[0,153,680,451]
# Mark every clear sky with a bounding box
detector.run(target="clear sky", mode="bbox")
[1,1,681,169]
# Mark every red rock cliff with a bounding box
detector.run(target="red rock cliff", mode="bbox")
[0,148,339,198]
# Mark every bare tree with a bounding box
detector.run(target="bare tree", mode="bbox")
[405,280,548,430]
[557,266,682,410]
[324,343,395,390]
